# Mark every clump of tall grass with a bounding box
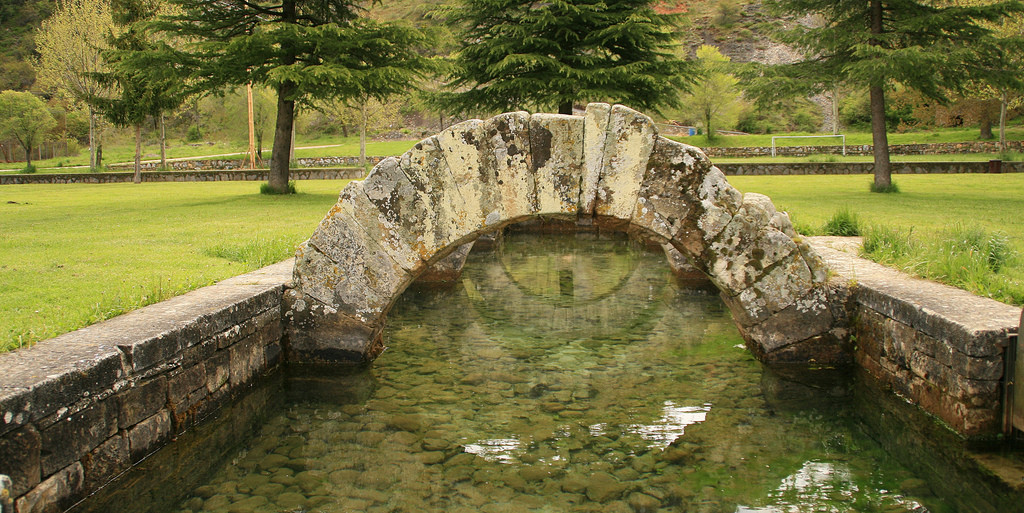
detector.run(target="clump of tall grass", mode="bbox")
[204,235,296,268]
[861,224,1019,304]
[869,180,900,194]
[822,207,861,237]
[260,181,297,195]
[861,225,916,262]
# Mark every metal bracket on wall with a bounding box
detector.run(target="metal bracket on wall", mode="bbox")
[1,474,13,513]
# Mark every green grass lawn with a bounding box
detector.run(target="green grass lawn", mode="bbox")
[729,174,1024,305]
[0,180,350,351]
[1,173,1021,352]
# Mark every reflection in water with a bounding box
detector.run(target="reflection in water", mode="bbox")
[463,438,523,463]
[73,232,965,513]
[627,401,712,450]
[739,461,927,513]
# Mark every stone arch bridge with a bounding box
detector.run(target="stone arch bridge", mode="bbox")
[285,104,849,365]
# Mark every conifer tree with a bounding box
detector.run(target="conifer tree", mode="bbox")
[151,0,431,193]
[437,0,691,116]
[760,0,1023,191]
[88,0,185,182]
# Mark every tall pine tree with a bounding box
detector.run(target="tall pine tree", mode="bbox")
[760,0,1023,191]
[89,0,185,183]
[437,0,691,116]
[151,0,431,193]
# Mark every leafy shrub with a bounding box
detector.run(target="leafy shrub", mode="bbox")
[822,208,861,236]
[21,164,37,174]
[186,125,202,142]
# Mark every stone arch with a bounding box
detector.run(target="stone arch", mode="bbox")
[285,103,849,365]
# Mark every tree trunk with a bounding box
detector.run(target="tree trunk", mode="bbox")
[269,80,296,194]
[831,86,840,135]
[704,106,714,142]
[999,90,1008,153]
[558,102,573,115]
[360,100,367,168]
[133,124,142,184]
[869,0,891,191]
[96,141,102,169]
[88,108,96,170]
[869,85,891,190]
[979,100,995,140]
[159,113,167,170]
[23,142,32,169]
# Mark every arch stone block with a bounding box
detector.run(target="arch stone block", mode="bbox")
[593,104,658,220]
[398,136,478,248]
[437,119,504,231]
[530,113,584,216]
[288,103,851,366]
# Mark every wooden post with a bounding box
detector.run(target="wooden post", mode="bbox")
[247,83,257,169]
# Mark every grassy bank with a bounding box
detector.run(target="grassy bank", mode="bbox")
[729,174,1024,306]
[0,180,349,351]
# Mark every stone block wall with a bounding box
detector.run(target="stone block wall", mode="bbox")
[0,262,291,513]
[703,140,1024,158]
[718,161,1024,176]
[809,240,1020,437]
[0,168,364,185]
[107,156,384,172]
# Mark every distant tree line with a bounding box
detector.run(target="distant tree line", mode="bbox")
[2,0,1022,193]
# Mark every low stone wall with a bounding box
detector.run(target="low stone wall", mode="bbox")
[108,156,386,171]
[0,168,364,185]
[704,140,1024,158]
[718,161,1024,176]
[809,239,1020,437]
[0,262,291,513]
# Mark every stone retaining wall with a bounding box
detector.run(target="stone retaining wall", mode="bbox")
[718,161,1024,176]
[107,156,385,171]
[0,168,364,185]
[0,262,291,513]
[6,161,1021,185]
[703,140,1024,158]
[809,239,1020,437]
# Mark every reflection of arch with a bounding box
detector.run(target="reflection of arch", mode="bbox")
[286,103,848,365]
[465,237,668,346]
[497,233,641,307]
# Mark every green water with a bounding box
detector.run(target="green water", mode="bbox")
[76,232,956,513]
